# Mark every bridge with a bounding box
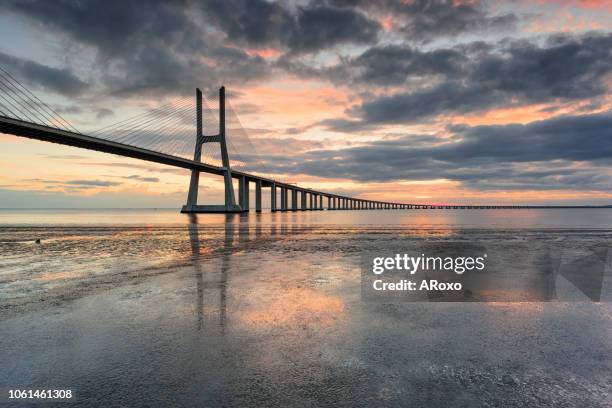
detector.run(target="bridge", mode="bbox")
[0,67,608,212]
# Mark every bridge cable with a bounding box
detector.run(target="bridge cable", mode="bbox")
[0,66,80,133]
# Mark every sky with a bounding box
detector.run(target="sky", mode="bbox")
[0,0,612,207]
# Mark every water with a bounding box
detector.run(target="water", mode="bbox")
[2,207,612,227]
[1,209,611,407]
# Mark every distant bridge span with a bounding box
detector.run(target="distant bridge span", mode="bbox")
[0,82,609,212]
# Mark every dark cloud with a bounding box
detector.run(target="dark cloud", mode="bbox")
[287,5,380,52]
[123,175,160,182]
[318,33,612,127]
[0,0,379,98]
[64,179,122,187]
[261,112,612,190]
[78,161,189,175]
[23,178,122,188]
[202,0,381,53]
[0,0,270,96]
[335,45,465,86]
[0,51,88,96]
[96,108,114,120]
[394,0,517,43]
[328,0,517,42]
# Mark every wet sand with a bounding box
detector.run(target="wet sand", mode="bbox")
[1,210,611,407]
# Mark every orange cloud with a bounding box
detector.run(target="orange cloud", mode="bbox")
[536,0,612,9]
[244,48,284,59]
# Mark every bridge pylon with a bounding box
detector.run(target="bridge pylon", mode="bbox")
[181,86,244,213]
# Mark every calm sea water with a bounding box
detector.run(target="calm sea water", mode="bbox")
[1,208,611,407]
[1,207,612,227]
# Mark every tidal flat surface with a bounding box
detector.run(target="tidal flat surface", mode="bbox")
[0,209,611,407]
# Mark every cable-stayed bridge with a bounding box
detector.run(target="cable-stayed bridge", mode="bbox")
[0,67,608,212]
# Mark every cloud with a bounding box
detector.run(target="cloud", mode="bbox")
[64,179,122,187]
[122,175,160,182]
[22,178,123,189]
[202,0,381,54]
[96,108,114,119]
[0,0,272,96]
[78,161,189,175]
[331,44,465,86]
[38,154,88,160]
[260,112,612,190]
[0,51,88,96]
[0,0,382,98]
[319,32,612,127]
[393,0,518,43]
[328,0,517,42]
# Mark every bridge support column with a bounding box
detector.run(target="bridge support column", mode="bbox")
[280,187,287,211]
[255,180,262,212]
[301,191,307,210]
[238,176,249,212]
[284,188,289,211]
[291,189,298,211]
[319,195,323,210]
[271,183,277,212]
[182,87,241,213]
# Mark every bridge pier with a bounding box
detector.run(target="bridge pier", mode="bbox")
[255,180,262,212]
[291,189,298,211]
[281,187,288,211]
[182,87,243,213]
[238,176,249,212]
[271,183,277,212]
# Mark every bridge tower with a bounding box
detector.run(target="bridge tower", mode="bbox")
[181,87,243,213]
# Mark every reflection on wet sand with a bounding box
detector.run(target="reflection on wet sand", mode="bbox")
[188,213,352,334]
[189,213,233,331]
